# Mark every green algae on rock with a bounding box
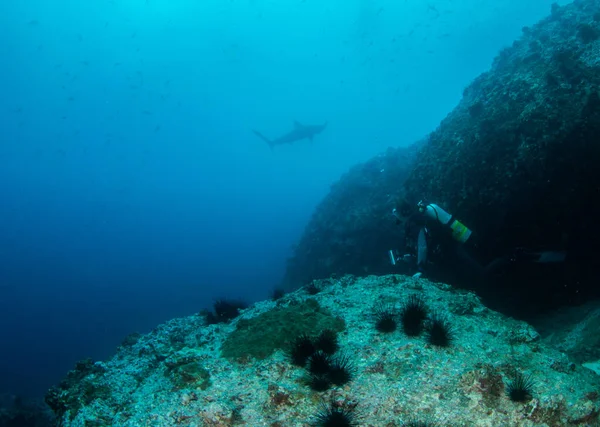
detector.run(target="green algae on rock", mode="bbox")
[171,361,211,390]
[220,298,345,360]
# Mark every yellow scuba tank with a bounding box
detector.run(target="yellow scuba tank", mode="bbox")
[418,201,472,244]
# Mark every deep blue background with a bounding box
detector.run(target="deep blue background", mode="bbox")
[0,0,569,398]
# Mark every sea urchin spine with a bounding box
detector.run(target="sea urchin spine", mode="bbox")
[374,304,398,333]
[328,353,355,386]
[425,311,455,347]
[400,294,428,337]
[289,334,316,367]
[313,399,360,427]
[506,371,534,402]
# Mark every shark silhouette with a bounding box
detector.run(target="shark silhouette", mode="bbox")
[253,121,328,150]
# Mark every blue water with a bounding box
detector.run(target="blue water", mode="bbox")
[0,0,569,399]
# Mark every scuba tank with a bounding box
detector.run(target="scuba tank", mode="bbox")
[417,201,472,244]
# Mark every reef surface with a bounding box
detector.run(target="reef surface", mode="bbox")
[47,275,600,426]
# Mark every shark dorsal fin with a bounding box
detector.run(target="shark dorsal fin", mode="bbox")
[293,120,304,129]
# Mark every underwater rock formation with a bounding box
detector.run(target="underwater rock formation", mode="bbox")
[283,142,421,288]
[284,0,600,318]
[0,394,54,427]
[46,275,600,426]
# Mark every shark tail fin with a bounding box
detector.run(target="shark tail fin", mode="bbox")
[253,130,274,150]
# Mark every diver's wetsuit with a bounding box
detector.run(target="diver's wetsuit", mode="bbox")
[400,202,582,290]
[398,203,599,318]
[402,210,486,285]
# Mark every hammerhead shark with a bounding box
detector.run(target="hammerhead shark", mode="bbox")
[253,121,328,150]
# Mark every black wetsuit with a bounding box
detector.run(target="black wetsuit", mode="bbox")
[402,211,486,286]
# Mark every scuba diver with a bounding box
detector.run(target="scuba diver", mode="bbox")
[389,200,483,282]
[388,200,569,285]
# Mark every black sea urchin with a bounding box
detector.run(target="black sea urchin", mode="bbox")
[400,294,428,337]
[425,311,455,347]
[307,373,332,392]
[506,371,534,402]
[315,329,339,355]
[289,334,316,367]
[374,304,398,333]
[313,400,360,427]
[205,298,248,324]
[328,353,355,386]
[308,351,332,375]
[305,282,320,295]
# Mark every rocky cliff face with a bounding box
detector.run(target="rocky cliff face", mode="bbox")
[405,0,600,260]
[284,0,600,318]
[282,142,421,289]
